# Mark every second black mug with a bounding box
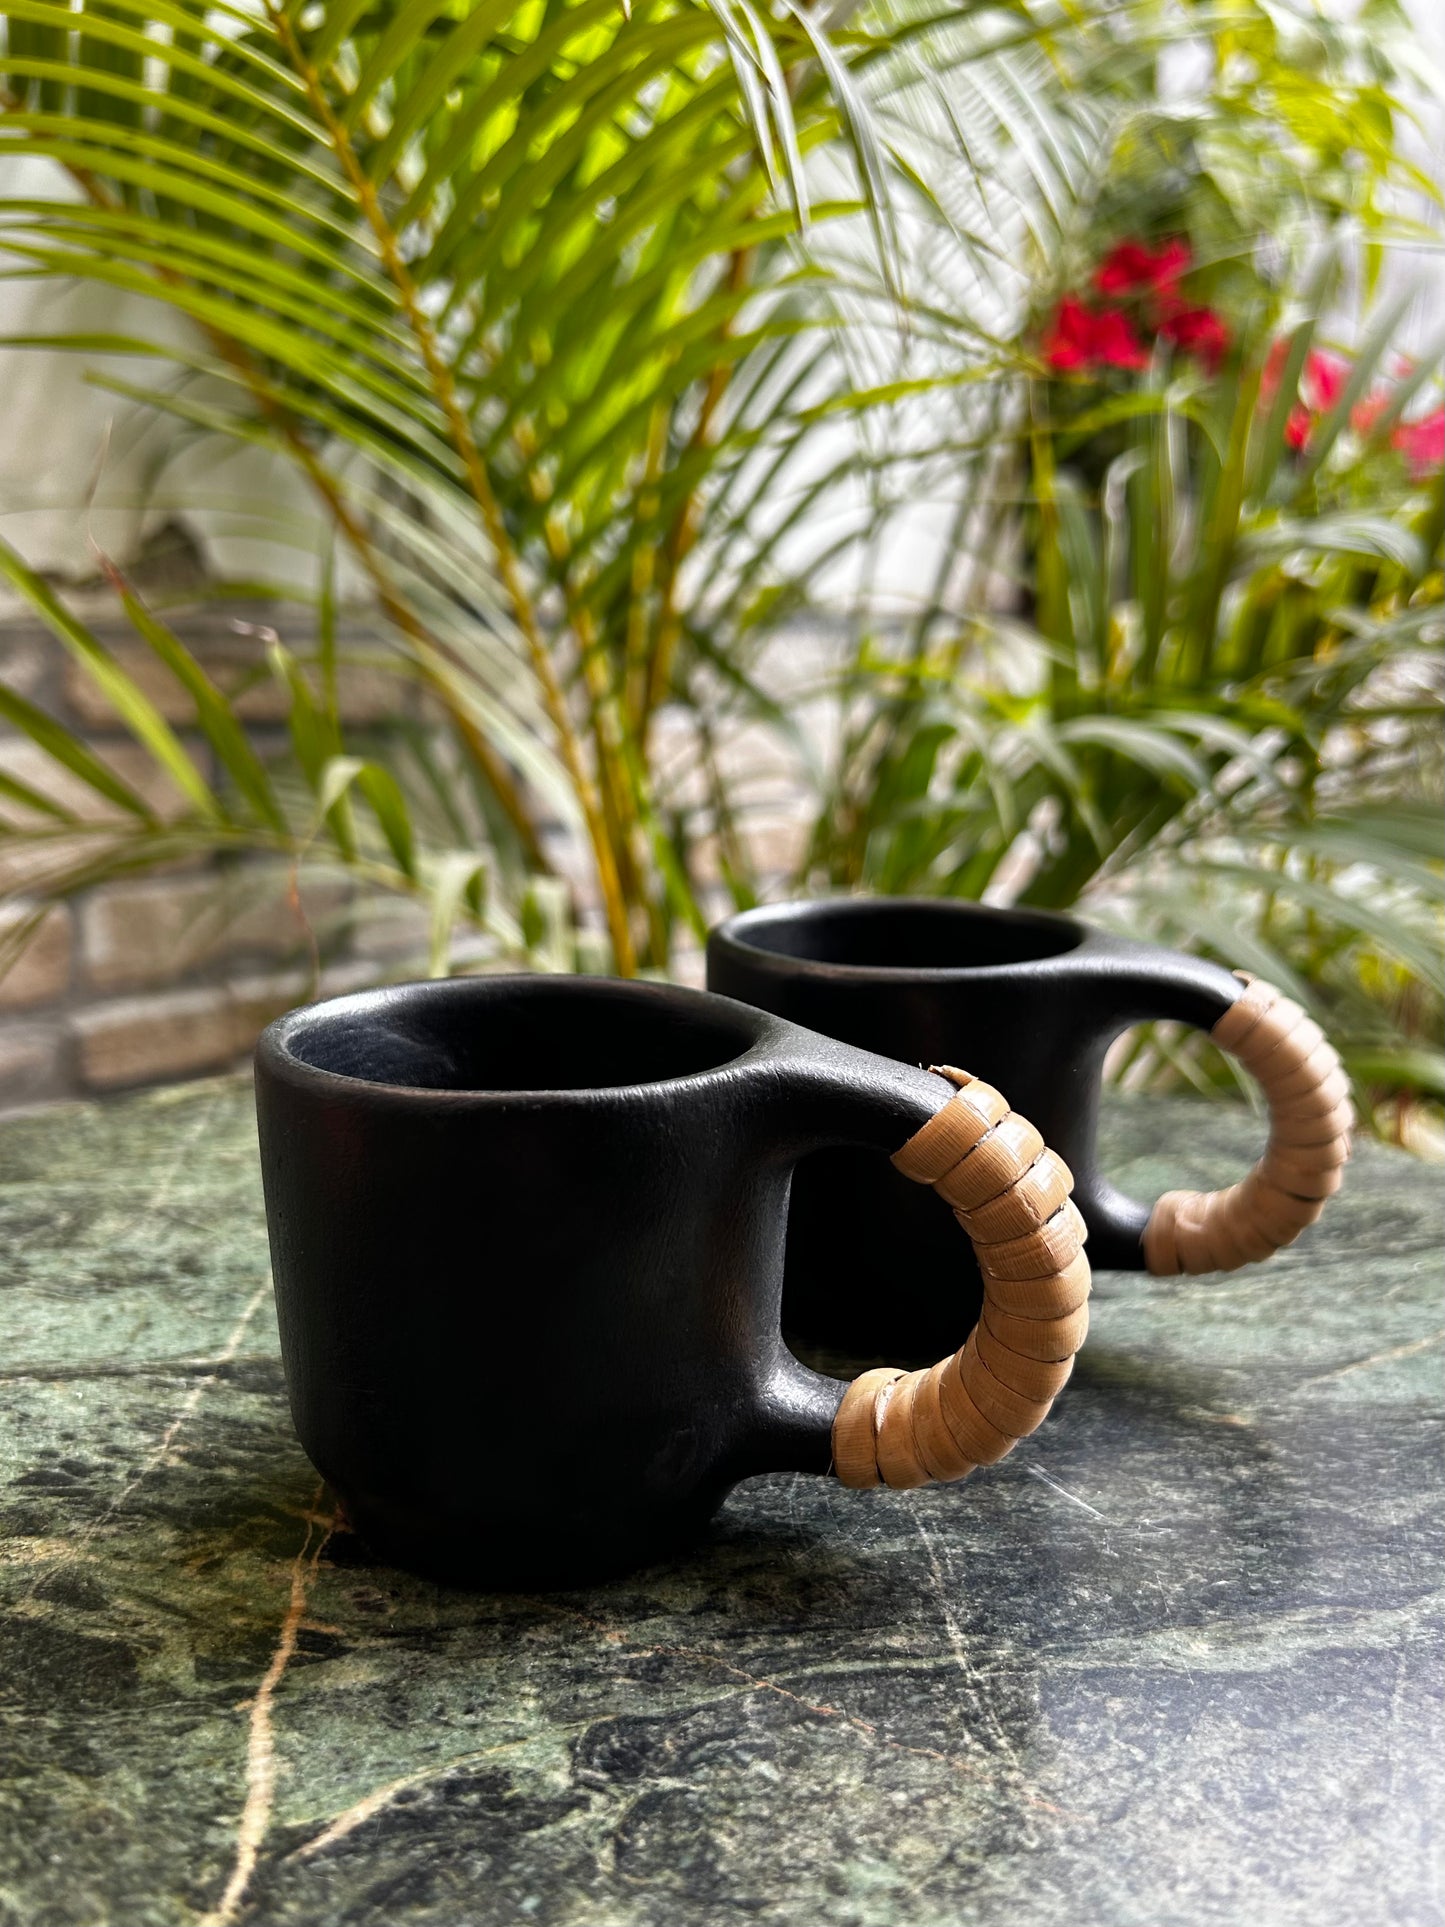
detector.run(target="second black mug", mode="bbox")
[708,898,1249,1360]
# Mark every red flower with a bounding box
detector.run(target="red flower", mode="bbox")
[1261,342,1355,453]
[1257,338,1440,474]
[1088,306,1150,370]
[1095,238,1191,299]
[1262,342,1345,405]
[1393,408,1444,481]
[1159,301,1230,373]
[1042,296,1096,371]
[1302,350,1349,413]
[1043,297,1149,374]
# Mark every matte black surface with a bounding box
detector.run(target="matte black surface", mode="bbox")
[255,976,952,1586]
[708,899,1242,1359]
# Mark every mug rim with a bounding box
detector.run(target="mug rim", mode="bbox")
[710,896,1091,982]
[259,974,775,1106]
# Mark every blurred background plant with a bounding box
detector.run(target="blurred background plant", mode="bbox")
[802,0,1445,1143]
[0,0,1441,1140]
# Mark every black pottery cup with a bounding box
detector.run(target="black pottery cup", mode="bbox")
[707,899,1286,1360]
[254,975,958,1586]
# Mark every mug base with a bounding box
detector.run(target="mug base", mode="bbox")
[334,1486,728,1591]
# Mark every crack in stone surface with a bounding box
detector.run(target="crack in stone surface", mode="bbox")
[17,1279,272,1607]
[199,1487,336,1927]
[1301,1323,1445,1384]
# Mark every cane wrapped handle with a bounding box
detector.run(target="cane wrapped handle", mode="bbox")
[833,1068,1090,1491]
[831,973,1351,1489]
[1142,973,1352,1276]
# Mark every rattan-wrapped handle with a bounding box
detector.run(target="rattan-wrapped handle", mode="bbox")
[833,1068,1090,1490]
[831,973,1350,1488]
[1142,973,1352,1276]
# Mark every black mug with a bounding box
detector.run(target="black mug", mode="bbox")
[254,975,954,1586]
[707,898,1244,1361]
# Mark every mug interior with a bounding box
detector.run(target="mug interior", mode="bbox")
[729,899,1083,971]
[279,978,757,1093]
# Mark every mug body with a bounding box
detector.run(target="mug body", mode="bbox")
[707,899,1238,1360]
[255,974,945,1584]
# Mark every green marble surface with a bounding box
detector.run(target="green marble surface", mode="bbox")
[1,1077,1440,1927]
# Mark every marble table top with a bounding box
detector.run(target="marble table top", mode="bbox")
[0,1077,1440,1927]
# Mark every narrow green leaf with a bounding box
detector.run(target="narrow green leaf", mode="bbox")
[782,0,899,296]
[0,536,217,818]
[1342,1046,1445,1096]
[116,589,288,834]
[427,851,488,976]
[356,765,418,880]
[0,753,82,822]
[0,683,155,821]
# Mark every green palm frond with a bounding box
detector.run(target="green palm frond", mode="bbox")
[2,0,1440,1137]
[1,0,903,972]
[0,530,549,976]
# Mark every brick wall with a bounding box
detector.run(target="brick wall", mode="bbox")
[0,590,428,1113]
[2,572,830,1114]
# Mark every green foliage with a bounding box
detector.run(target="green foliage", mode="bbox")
[791,6,1445,1138]
[803,319,1444,1123]
[0,530,540,982]
[1,0,883,974]
[0,0,1441,1139]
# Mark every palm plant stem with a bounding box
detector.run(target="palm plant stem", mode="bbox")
[557,548,661,963]
[642,241,758,748]
[266,1,637,973]
[621,401,669,737]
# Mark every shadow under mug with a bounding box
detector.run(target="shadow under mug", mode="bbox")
[707,898,1245,1361]
[254,975,953,1586]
